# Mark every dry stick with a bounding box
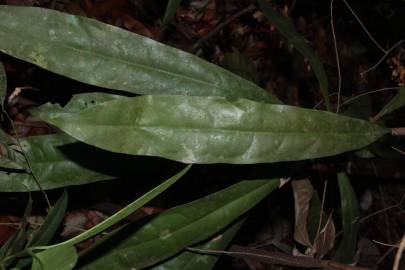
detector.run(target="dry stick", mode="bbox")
[391,128,405,136]
[361,39,405,76]
[2,112,51,208]
[187,245,371,270]
[357,193,405,224]
[330,0,342,113]
[340,0,386,53]
[393,234,405,270]
[392,146,405,155]
[191,5,256,51]
[341,87,401,109]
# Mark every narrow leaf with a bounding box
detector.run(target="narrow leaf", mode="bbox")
[31,245,77,270]
[257,0,331,110]
[0,6,279,103]
[292,179,313,247]
[334,172,359,263]
[149,219,244,270]
[373,86,405,121]
[30,190,69,246]
[163,0,182,25]
[34,95,389,164]
[0,133,115,192]
[55,165,191,248]
[78,179,279,269]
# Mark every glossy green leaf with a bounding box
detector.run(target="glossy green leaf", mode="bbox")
[373,86,405,121]
[149,219,244,270]
[31,245,77,270]
[163,0,182,25]
[78,179,279,269]
[0,133,115,192]
[334,172,359,263]
[0,62,6,106]
[30,190,68,246]
[257,0,331,110]
[35,95,389,164]
[0,6,279,103]
[51,165,190,248]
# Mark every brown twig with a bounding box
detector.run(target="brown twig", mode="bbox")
[391,128,405,136]
[187,245,371,270]
[393,234,405,270]
[358,193,405,224]
[191,5,256,51]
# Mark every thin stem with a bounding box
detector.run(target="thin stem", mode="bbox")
[340,0,385,53]
[393,234,405,270]
[192,5,256,51]
[392,146,405,156]
[340,87,400,107]
[330,0,342,113]
[2,111,51,208]
[361,39,405,76]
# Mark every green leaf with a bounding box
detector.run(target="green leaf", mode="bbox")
[257,0,331,110]
[149,219,244,270]
[78,179,279,269]
[52,165,191,248]
[35,95,389,164]
[373,86,405,121]
[163,0,182,25]
[0,195,32,268]
[0,6,279,103]
[30,245,77,270]
[30,190,68,246]
[334,172,359,263]
[0,133,116,192]
[0,62,6,106]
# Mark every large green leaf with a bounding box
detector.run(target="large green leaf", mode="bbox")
[0,133,115,192]
[163,0,182,25]
[35,95,389,164]
[334,172,359,263]
[149,219,244,270]
[373,86,405,121]
[0,6,278,103]
[257,0,331,110]
[78,179,279,269]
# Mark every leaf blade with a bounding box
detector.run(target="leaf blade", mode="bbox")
[334,172,359,263]
[163,0,182,25]
[0,6,279,103]
[35,95,389,164]
[78,179,279,269]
